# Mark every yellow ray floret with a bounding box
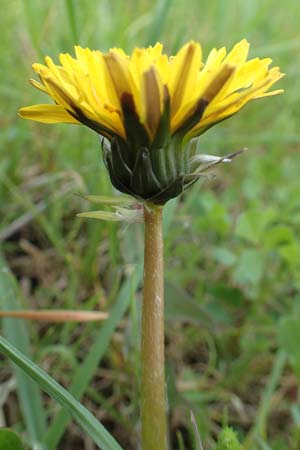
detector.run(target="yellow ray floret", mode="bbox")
[19,39,284,141]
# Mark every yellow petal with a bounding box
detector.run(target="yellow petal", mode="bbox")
[171,64,235,132]
[168,41,202,115]
[29,78,48,93]
[104,51,137,108]
[253,88,284,98]
[190,72,283,135]
[224,39,249,64]
[40,76,80,112]
[18,104,80,124]
[202,64,235,103]
[20,40,284,145]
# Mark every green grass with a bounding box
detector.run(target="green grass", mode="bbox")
[1,1,300,449]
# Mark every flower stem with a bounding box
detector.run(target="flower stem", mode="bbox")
[141,204,167,450]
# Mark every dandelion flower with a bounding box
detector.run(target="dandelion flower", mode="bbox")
[19,40,284,204]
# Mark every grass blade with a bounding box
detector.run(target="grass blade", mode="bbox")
[255,351,286,438]
[244,350,286,449]
[21,0,40,55]
[0,336,124,450]
[145,0,173,45]
[64,0,79,43]
[190,411,204,450]
[0,254,46,450]
[80,194,134,206]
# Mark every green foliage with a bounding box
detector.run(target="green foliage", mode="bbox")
[214,427,243,450]
[43,262,144,450]
[1,1,299,449]
[0,254,46,450]
[278,317,300,376]
[0,336,124,450]
[0,429,26,450]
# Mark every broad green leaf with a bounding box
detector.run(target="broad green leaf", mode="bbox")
[213,247,237,266]
[278,243,300,271]
[232,249,265,285]
[235,209,276,244]
[263,225,294,249]
[0,429,26,450]
[0,337,124,450]
[165,281,210,324]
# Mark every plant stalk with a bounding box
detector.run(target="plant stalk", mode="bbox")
[141,204,167,450]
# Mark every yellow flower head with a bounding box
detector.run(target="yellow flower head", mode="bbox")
[19,40,284,204]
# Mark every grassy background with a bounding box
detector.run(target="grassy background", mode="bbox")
[1,1,300,449]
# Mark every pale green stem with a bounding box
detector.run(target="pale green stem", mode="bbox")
[141,203,167,450]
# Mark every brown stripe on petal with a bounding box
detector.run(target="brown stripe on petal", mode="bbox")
[163,84,170,104]
[43,76,80,111]
[142,67,161,137]
[151,85,171,148]
[121,92,136,114]
[173,98,208,137]
[43,78,114,137]
[103,52,132,101]
[202,64,235,103]
[121,92,150,147]
[70,106,113,138]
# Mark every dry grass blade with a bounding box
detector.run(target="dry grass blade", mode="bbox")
[0,310,109,322]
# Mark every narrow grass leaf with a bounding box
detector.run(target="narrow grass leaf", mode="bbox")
[77,211,124,221]
[255,351,286,439]
[78,208,143,223]
[81,194,135,206]
[256,436,274,450]
[190,411,204,450]
[21,0,41,55]
[145,0,173,45]
[64,0,79,43]
[177,431,187,450]
[0,337,124,450]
